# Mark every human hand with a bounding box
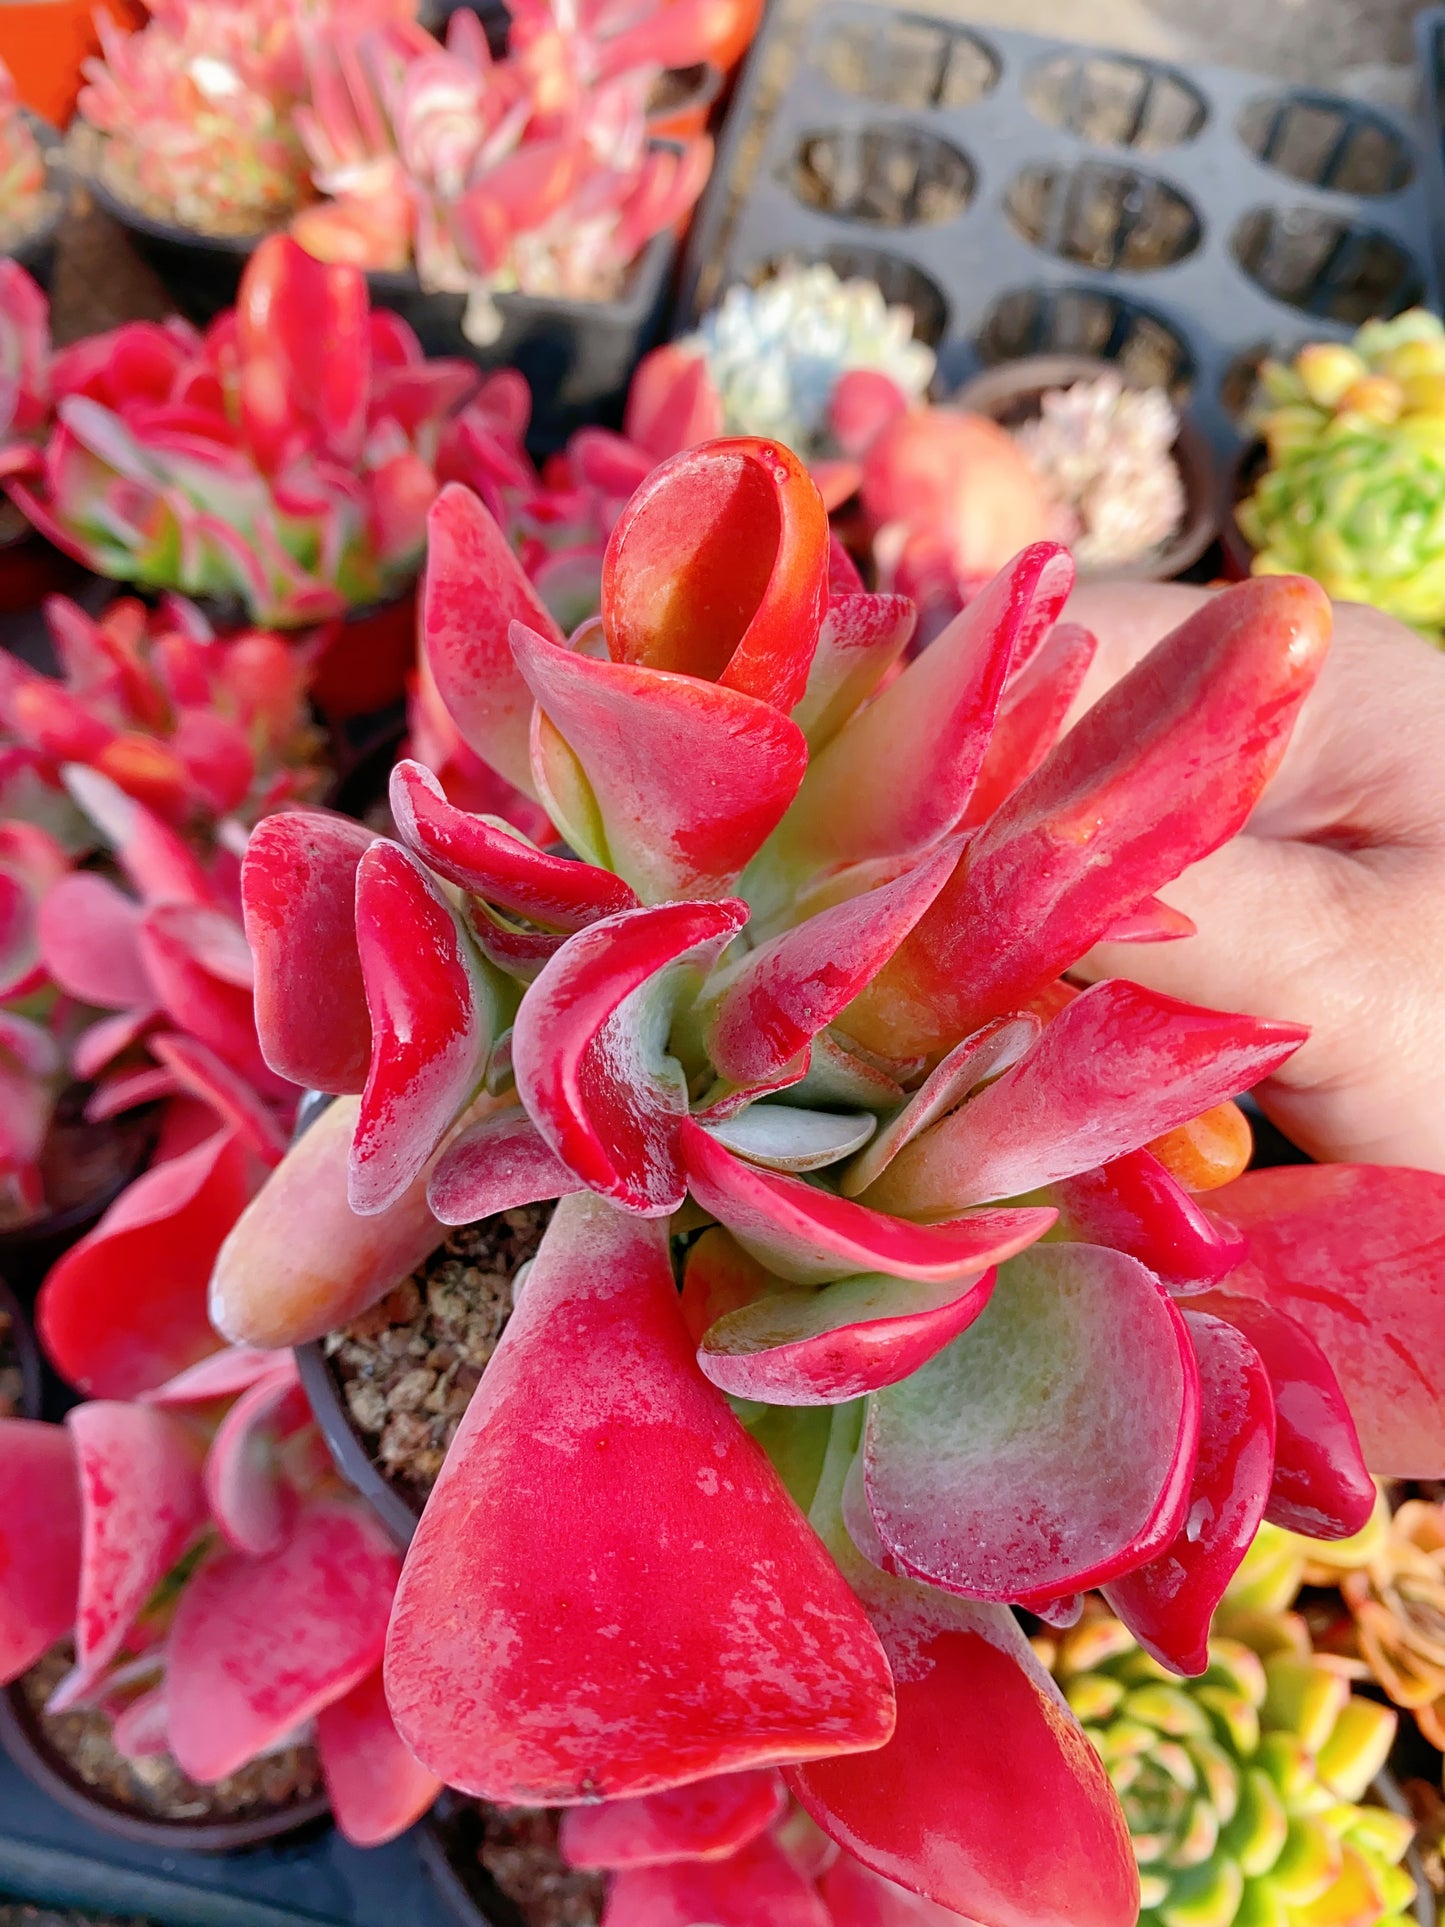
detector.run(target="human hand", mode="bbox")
[1062,580,1445,1174]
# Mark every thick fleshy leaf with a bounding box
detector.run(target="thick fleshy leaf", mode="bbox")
[787,1031,907,1114]
[840,1017,1039,1198]
[776,545,1072,873]
[513,901,746,1217]
[516,622,809,902]
[38,873,151,1009]
[1046,1149,1247,1291]
[427,1105,583,1225]
[791,593,916,752]
[845,576,1332,1054]
[689,1225,997,1405]
[63,764,216,908]
[142,1345,284,1407]
[149,1034,289,1164]
[168,1500,399,1783]
[351,840,506,1215]
[383,1194,895,1801]
[865,1243,1200,1603]
[138,902,278,1093]
[702,1107,876,1174]
[1185,1287,1376,1538]
[389,758,636,929]
[422,482,559,797]
[702,844,958,1087]
[681,1116,1054,1286]
[316,1666,443,1848]
[1102,1311,1275,1675]
[51,1402,207,1711]
[237,235,372,471]
[791,1408,1138,1927]
[822,1853,976,1926]
[601,438,828,714]
[241,811,375,1094]
[39,1129,251,1397]
[1208,1165,1445,1478]
[0,1420,82,1687]
[1098,895,1197,943]
[210,1094,444,1349]
[600,1834,831,1927]
[560,1770,787,1869]
[203,1362,304,1557]
[858,981,1307,1217]
[957,620,1098,831]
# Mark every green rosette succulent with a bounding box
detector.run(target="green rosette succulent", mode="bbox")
[1047,1614,1416,1927]
[1240,309,1445,637]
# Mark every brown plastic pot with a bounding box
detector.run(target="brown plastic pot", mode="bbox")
[0,1682,331,1853]
[952,354,1219,582]
[295,1337,422,1552]
[0,1276,43,1418]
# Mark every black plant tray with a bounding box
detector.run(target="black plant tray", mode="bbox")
[1414,8,1445,297]
[0,1747,453,1926]
[681,2,1442,461]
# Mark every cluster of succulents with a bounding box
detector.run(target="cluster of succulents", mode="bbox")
[673,263,937,459]
[190,439,1445,1922]
[0,1345,438,1845]
[1240,309,1445,636]
[1014,372,1186,570]
[292,1,714,342]
[0,58,48,250]
[0,240,504,628]
[0,259,50,547]
[1044,1610,1415,1926]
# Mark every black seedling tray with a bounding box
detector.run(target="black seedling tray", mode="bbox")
[681,2,1441,459]
[1415,8,1445,295]
[0,1748,455,1927]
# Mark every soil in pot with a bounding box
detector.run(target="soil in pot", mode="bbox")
[322,1206,551,1515]
[0,1083,158,1295]
[0,1297,26,1418]
[428,1799,605,1927]
[13,1644,323,1827]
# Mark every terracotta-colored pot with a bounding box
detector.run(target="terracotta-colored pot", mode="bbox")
[0,0,146,126]
[952,354,1220,583]
[648,62,725,143]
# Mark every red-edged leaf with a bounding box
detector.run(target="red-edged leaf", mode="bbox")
[316,1666,443,1848]
[792,1412,1138,1927]
[865,1243,1200,1603]
[1046,1149,1247,1291]
[0,1420,82,1687]
[138,903,279,1094]
[512,901,746,1217]
[389,758,636,928]
[516,623,809,902]
[601,1833,831,1927]
[778,545,1073,871]
[601,438,828,714]
[1102,1310,1276,1675]
[63,766,215,908]
[237,234,370,472]
[39,1129,251,1397]
[1098,895,1197,943]
[422,482,558,797]
[791,593,916,751]
[51,1402,207,1710]
[38,872,152,1009]
[560,1769,787,1869]
[427,1106,583,1225]
[858,981,1306,1216]
[351,840,506,1215]
[1210,1165,1445,1478]
[680,1116,1053,1286]
[687,1224,997,1405]
[150,1034,289,1163]
[822,1853,980,1925]
[210,1094,443,1350]
[702,844,958,1087]
[957,621,1097,831]
[383,1194,895,1801]
[242,811,376,1095]
[142,1345,286,1407]
[847,576,1332,1054]
[167,1499,399,1782]
[203,1361,304,1557]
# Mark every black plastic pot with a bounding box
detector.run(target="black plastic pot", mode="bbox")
[0,1275,43,1418]
[0,1089,159,1302]
[365,226,677,454]
[296,1337,423,1551]
[86,171,270,325]
[1374,1768,1438,1927]
[418,1798,576,1927]
[7,115,65,289]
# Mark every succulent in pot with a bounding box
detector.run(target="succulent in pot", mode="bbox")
[0,60,57,264]
[214,440,1445,1925]
[0,1345,440,1847]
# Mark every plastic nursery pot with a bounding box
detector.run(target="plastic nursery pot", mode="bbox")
[949,353,1219,581]
[4,116,65,287]
[0,0,143,125]
[322,716,407,826]
[417,1796,604,1927]
[648,63,725,143]
[296,1338,423,1553]
[84,170,273,327]
[307,584,421,724]
[0,1275,44,1419]
[366,225,678,455]
[0,1681,332,1855]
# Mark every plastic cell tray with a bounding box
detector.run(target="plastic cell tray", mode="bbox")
[680,2,1442,460]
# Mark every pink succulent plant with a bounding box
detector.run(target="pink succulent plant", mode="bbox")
[0,58,46,232]
[0,1345,438,1845]
[0,236,489,629]
[216,440,1445,1924]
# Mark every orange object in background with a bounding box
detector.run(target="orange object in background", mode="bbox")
[0,0,146,126]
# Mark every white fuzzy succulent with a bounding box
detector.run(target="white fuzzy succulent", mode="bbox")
[682,263,936,456]
[1015,373,1185,570]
